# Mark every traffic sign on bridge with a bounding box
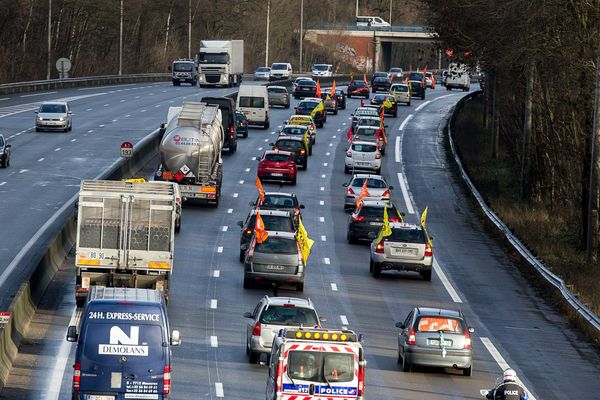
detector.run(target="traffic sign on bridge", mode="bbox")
[120,141,133,158]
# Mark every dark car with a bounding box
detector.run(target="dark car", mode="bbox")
[200,96,237,153]
[371,94,398,117]
[409,80,425,99]
[0,134,11,168]
[236,111,249,138]
[251,191,305,227]
[237,209,295,262]
[272,136,308,170]
[372,76,392,93]
[395,307,474,376]
[370,71,389,86]
[347,80,370,99]
[334,88,347,109]
[347,200,401,242]
[295,98,327,128]
[319,90,339,115]
[294,80,317,99]
[279,125,313,155]
[408,72,425,86]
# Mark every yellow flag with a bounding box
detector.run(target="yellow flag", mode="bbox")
[420,206,428,226]
[297,217,315,264]
[383,98,393,109]
[310,101,324,117]
[375,205,392,243]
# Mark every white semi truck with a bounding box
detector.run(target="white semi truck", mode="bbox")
[197,40,244,87]
[74,179,178,307]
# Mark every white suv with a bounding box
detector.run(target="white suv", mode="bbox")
[270,62,293,80]
[345,141,381,174]
[243,296,324,363]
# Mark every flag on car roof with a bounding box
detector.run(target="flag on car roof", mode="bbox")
[330,80,336,97]
[363,73,369,88]
[420,206,428,226]
[256,176,265,205]
[350,71,354,84]
[254,212,269,244]
[297,217,314,264]
[347,126,353,143]
[375,205,393,243]
[310,101,324,117]
[316,80,322,98]
[383,97,393,109]
[356,179,370,209]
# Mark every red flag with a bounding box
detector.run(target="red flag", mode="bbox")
[379,107,385,121]
[347,126,353,143]
[360,99,364,107]
[316,80,322,98]
[330,80,336,97]
[255,212,269,244]
[256,176,265,205]
[403,76,409,83]
[355,179,370,209]
[363,73,369,89]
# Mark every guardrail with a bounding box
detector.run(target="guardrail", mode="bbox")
[307,23,432,33]
[448,91,600,333]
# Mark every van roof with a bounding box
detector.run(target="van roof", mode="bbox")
[88,286,164,304]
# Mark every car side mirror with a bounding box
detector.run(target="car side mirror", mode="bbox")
[468,327,475,333]
[66,325,78,342]
[388,185,394,190]
[5,144,11,148]
[394,322,405,329]
[269,142,274,146]
[34,111,38,114]
[319,316,327,324]
[243,312,253,319]
[299,204,305,209]
[170,329,181,346]
[342,183,348,187]
[367,232,377,240]
[68,111,73,115]
[237,221,244,228]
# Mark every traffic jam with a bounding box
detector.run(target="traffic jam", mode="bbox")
[65,66,492,400]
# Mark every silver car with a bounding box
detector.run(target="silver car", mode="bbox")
[344,141,381,174]
[267,86,291,108]
[255,66,271,80]
[369,222,433,280]
[35,101,73,132]
[354,124,386,154]
[390,83,411,106]
[243,230,305,291]
[243,296,323,363]
[396,307,474,376]
[343,174,393,211]
[351,107,379,129]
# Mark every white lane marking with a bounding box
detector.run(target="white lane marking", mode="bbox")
[480,337,537,400]
[399,114,413,131]
[271,131,275,134]
[98,124,104,128]
[332,135,337,139]
[211,336,219,348]
[258,147,263,151]
[321,235,326,241]
[86,108,93,111]
[342,122,347,125]
[321,174,326,178]
[103,103,109,107]
[221,226,228,232]
[397,173,415,214]
[320,187,325,191]
[323,257,330,264]
[337,128,341,132]
[154,104,160,108]
[54,147,61,152]
[415,100,431,112]
[433,259,463,303]
[323,163,328,167]
[45,307,80,400]
[213,270,220,278]
[0,182,6,186]
[0,98,9,101]
[233,193,239,198]
[245,168,250,172]
[331,283,338,291]
[120,99,125,102]
[395,136,401,163]
[319,217,325,222]
[264,139,269,142]
[329,143,333,147]
[227,208,233,214]
[239,180,244,184]
[71,138,77,142]
[340,315,349,325]
[326,152,330,156]
[217,246,223,253]
[87,130,93,133]
[37,158,44,162]
[19,169,28,174]
[111,119,117,122]
[320,200,324,205]
[252,157,257,160]
[125,114,131,118]
[20,91,57,97]
[210,299,218,309]
[215,382,224,398]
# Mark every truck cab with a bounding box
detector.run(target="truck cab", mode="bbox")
[171,58,197,86]
[197,40,244,87]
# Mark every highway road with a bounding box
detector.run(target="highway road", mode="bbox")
[1,83,600,399]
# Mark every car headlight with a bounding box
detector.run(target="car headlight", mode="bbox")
[37,116,43,121]
[59,117,65,121]
[0,149,4,155]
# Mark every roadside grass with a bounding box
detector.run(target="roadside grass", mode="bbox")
[452,95,600,344]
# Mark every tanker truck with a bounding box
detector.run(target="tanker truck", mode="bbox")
[155,101,224,206]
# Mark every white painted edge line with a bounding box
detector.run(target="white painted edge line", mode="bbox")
[480,337,537,400]
[319,200,325,205]
[415,100,431,112]
[395,136,401,163]
[396,173,415,214]
[340,315,349,325]
[319,217,325,222]
[221,226,228,232]
[210,336,219,348]
[210,299,218,309]
[20,91,57,97]
[213,270,220,278]
[215,382,224,397]
[433,259,463,303]
[320,235,327,241]
[331,283,338,291]
[227,208,233,214]
[323,257,330,264]
[399,114,413,131]
[0,182,6,186]
[45,307,80,400]
[217,246,223,253]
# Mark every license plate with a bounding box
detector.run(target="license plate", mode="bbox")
[356,162,370,166]
[429,339,452,346]
[393,248,417,255]
[271,173,283,177]
[370,222,382,226]
[264,264,285,271]
[181,185,199,192]
[86,396,115,400]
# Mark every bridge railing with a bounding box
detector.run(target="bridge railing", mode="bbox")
[307,23,433,33]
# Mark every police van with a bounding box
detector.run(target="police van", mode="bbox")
[66,287,181,400]
[266,328,366,400]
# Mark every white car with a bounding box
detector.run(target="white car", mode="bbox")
[35,101,73,132]
[390,83,411,106]
[345,141,381,174]
[311,64,333,78]
[254,66,271,80]
[270,62,292,80]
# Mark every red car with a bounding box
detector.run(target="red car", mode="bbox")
[257,150,297,185]
[347,80,370,99]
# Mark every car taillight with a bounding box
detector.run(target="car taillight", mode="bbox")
[464,329,472,349]
[381,189,390,197]
[229,125,235,138]
[425,243,432,257]
[346,151,352,157]
[72,362,81,391]
[375,153,381,159]
[389,217,400,223]
[300,148,306,155]
[245,229,253,236]
[358,363,365,396]
[353,215,365,222]
[347,187,355,195]
[407,328,416,345]
[252,322,261,336]
[163,365,171,394]
[375,240,384,253]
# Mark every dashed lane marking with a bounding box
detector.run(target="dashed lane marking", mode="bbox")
[19,169,28,174]
[37,158,44,162]
[331,283,338,291]
[233,193,239,198]
[71,139,77,142]
[320,187,325,191]
[395,136,401,163]
[217,246,223,253]
[227,209,233,214]
[221,226,228,232]
[340,315,349,326]
[213,270,220,278]
[211,336,218,348]
[321,235,326,241]
[396,173,415,214]
[215,383,224,398]
[323,163,328,167]
[323,257,330,264]
[245,168,250,172]
[433,259,463,303]
[54,147,61,152]
[319,217,325,222]
[0,182,5,186]
[210,299,218,309]
[239,180,244,184]
[320,200,324,205]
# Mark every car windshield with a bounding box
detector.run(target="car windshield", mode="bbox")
[358,206,397,217]
[391,85,409,93]
[277,140,304,150]
[351,178,387,188]
[264,153,292,162]
[259,306,319,326]
[299,81,316,87]
[257,67,270,72]
[199,52,229,64]
[416,317,464,334]
[262,195,297,208]
[239,96,265,108]
[352,143,377,152]
[272,64,288,70]
[287,351,355,383]
[40,104,66,113]
[247,215,293,231]
[335,89,344,95]
[355,110,378,117]
[173,62,193,71]
[410,81,423,89]
[282,127,307,135]
[388,228,426,243]
[356,127,379,136]
[313,65,329,71]
[374,72,387,77]
[268,87,287,94]
[390,68,402,73]
[353,81,367,88]
[409,72,423,80]
[374,95,388,101]
[236,112,246,122]
[374,77,389,83]
[255,237,297,254]
[298,102,319,111]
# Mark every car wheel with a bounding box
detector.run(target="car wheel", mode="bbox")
[291,177,297,185]
[344,166,350,174]
[421,270,432,281]
[372,262,381,278]
[35,127,41,132]
[347,231,357,244]
[397,349,402,364]
[243,275,251,289]
[348,94,352,99]
[296,281,304,292]
[369,259,374,273]
[0,159,5,168]
[239,250,245,263]
[463,364,472,377]
[407,101,411,106]
[381,147,386,155]
[249,349,259,364]
[308,146,313,156]
[302,163,307,171]
[333,108,338,115]
[402,352,412,372]
[264,120,270,129]
[243,130,248,138]
[175,216,181,233]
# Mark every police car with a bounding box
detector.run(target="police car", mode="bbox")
[266,328,366,400]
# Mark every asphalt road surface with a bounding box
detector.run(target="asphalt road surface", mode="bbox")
[2,83,599,400]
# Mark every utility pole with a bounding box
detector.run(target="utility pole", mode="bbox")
[265,0,270,67]
[119,0,123,75]
[188,0,192,59]
[519,63,534,201]
[299,0,303,73]
[47,0,51,80]
[586,35,600,262]
[389,0,392,25]
[356,0,359,16]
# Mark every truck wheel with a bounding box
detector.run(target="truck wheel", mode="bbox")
[76,297,85,308]
[263,120,270,129]
[296,281,304,292]
[372,262,381,278]
[421,270,432,281]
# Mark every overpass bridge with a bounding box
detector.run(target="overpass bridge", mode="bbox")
[304,24,439,72]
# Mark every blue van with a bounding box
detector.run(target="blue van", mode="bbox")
[67,287,181,400]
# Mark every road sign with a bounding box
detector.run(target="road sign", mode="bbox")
[120,141,134,158]
[56,57,72,79]
[0,312,11,325]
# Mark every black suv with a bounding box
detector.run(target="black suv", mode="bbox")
[408,80,425,100]
[294,80,317,99]
[251,192,305,227]
[347,201,401,243]
[0,134,11,168]
[201,96,238,153]
[272,136,308,170]
[372,76,391,93]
